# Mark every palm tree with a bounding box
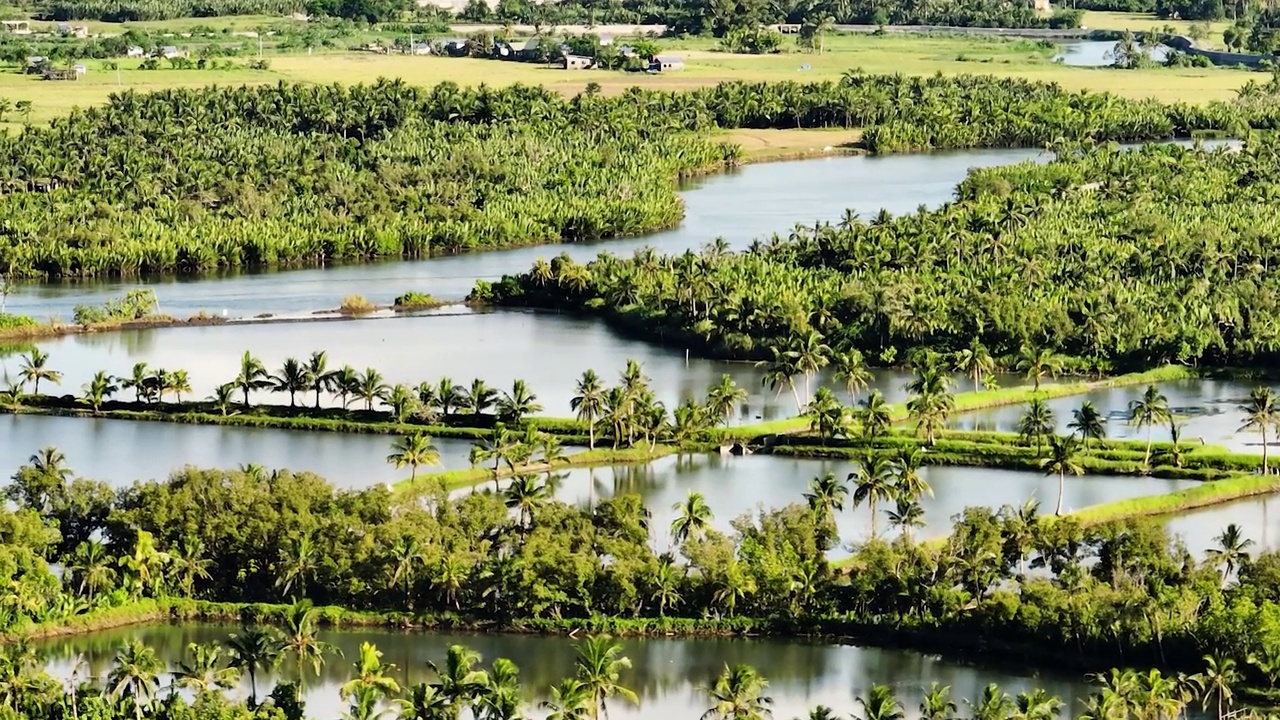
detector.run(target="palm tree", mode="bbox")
[892,447,931,500]
[969,684,1015,720]
[700,664,773,720]
[173,642,239,693]
[1068,400,1106,451]
[1199,654,1239,720]
[905,363,953,445]
[28,445,71,482]
[276,533,318,600]
[124,361,150,403]
[278,601,338,698]
[833,349,872,402]
[671,491,714,545]
[1017,399,1055,453]
[857,390,892,442]
[705,374,748,425]
[954,340,995,392]
[402,683,452,720]
[1016,344,1062,392]
[756,347,801,413]
[1040,434,1083,516]
[497,379,543,423]
[504,475,549,528]
[1013,689,1062,720]
[68,539,115,602]
[387,434,441,480]
[1206,523,1254,579]
[785,329,831,405]
[334,365,360,408]
[856,684,905,720]
[572,370,606,449]
[803,472,848,528]
[233,351,270,406]
[227,625,281,707]
[272,357,310,407]
[886,497,925,541]
[340,642,401,706]
[543,678,593,720]
[651,559,683,617]
[574,635,638,720]
[920,683,957,720]
[478,657,523,720]
[1239,387,1277,473]
[1128,384,1171,467]
[167,536,211,597]
[209,383,237,416]
[169,369,192,403]
[305,350,336,408]
[19,348,61,395]
[107,640,164,720]
[429,644,488,719]
[465,378,498,416]
[357,367,389,411]
[806,386,846,442]
[850,454,896,537]
[80,371,117,414]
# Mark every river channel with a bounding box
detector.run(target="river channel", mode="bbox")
[38,624,1094,720]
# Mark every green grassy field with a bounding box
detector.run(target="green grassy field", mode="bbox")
[0,12,1256,125]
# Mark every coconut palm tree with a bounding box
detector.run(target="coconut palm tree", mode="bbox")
[209,383,237,416]
[227,625,281,707]
[671,491,714,545]
[429,644,488,719]
[756,347,801,413]
[803,472,848,525]
[806,386,846,442]
[340,642,401,707]
[465,378,498,416]
[68,539,115,601]
[19,348,61,395]
[271,357,310,407]
[706,374,748,425]
[173,642,239,693]
[1013,689,1063,720]
[1068,400,1106,451]
[478,657,523,720]
[700,664,773,720]
[168,369,192,403]
[278,601,338,699]
[651,559,683,617]
[857,390,893,442]
[233,351,270,406]
[276,533,318,600]
[572,370,606,449]
[892,447,931,500]
[357,367,390,411]
[833,349,873,402]
[969,684,1015,720]
[920,683,957,720]
[124,362,150,403]
[167,536,211,597]
[1018,399,1055,453]
[574,635,638,720]
[857,684,904,720]
[1206,523,1254,579]
[107,640,164,720]
[1040,434,1083,516]
[80,371,117,414]
[1239,386,1277,473]
[1198,654,1239,720]
[850,454,896,537]
[954,340,995,392]
[497,379,543,423]
[1015,344,1062,392]
[886,497,925,541]
[505,475,549,528]
[1128,384,1171,467]
[305,350,336,408]
[543,679,593,720]
[387,434,441,480]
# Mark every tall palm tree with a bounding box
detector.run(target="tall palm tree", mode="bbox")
[357,367,389,411]
[572,370,606,449]
[1015,344,1062,392]
[465,378,498,416]
[276,534,318,600]
[478,657,523,720]
[227,625,281,707]
[857,390,892,442]
[124,361,150,403]
[1018,399,1055,453]
[19,348,61,395]
[850,454,896,537]
[497,379,543,423]
[278,601,338,697]
[387,434,441,480]
[803,472,848,527]
[1067,400,1106,451]
[700,664,773,720]
[806,386,846,442]
[68,539,115,602]
[905,363,953,445]
[705,374,748,426]
[504,474,549,528]
[886,497,925,541]
[954,340,995,392]
[305,350,336,408]
[167,536,211,597]
[107,640,164,720]
[340,642,401,707]
[756,347,801,413]
[1040,434,1083,516]
[169,369,192,403]
[671,491,714,545]
[892,447,931,500]
[1198,654,1239,720]
[272,357,310,407]
[1128,385,1171,467]
[173,642,239,693]
[80,371,117,414]
[1206,523,1254,579]
[1239,386,1277,474]
[785,329,831,406]
[833,349,873,402]
[1013,689,1063,720]
[574,635,638,720]
[652,558,683,616]
[233,351,270,407]
[856,684,905,720]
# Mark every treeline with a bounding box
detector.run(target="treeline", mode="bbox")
[482,139,1280,372]
[40,0,412,23]
[6,453,1280,685]
[1,74,1276,279]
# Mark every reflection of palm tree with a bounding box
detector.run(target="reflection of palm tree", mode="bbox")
[107,640,163,720]
[227,625,281,707]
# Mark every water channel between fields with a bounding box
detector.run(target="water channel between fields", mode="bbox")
[38,624,1095,720]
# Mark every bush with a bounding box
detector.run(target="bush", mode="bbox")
[338,294,376,314]
[0,313,36,330]
[71,289,158,326]
[392,291,441,310]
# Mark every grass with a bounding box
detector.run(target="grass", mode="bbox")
[396,443,681,492]
[1066,471,1280,526]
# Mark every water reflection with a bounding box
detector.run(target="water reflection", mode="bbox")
[1165,494,1280,557]
[39,625,1093,720]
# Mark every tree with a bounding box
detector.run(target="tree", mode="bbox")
[706,374,748,425]
[68,539,115,602]
[1128,385,1171,467]
[18,348,61,395]
[1016,344,1062,392]
[1068,400,1106,451]
[209,382,238,416]
[173,642,240,693]
[80,371,117,414]
[921,683,958,720]
[1207,523,1254,579]
[465,378,498,416]
[107,640,164,720]
[857,684,904,720]
[277,533,318,600]
[340,642,401,706]
[505,475,549,528]
[429,644,488,719]
[117,529,170,598]
[671,491,714,545]
[233,351,270,406]
[857,390,893,442]
[805,386,846,442]
[954,340,995,392]
[357,367,389,411]
[1039,435,1083,516]
[651,558,683,617]
[169,369,192,403]
[1013,689,1063,720]
[756,347,801,413]
[305,350,336,408]
[700,664,773,720]
[833,349,872,402]
[575,635,638,720]
[1239,386,1277,474]
[892,447,931,500]
[497,379,543,423]
[1017,399,1055,453]
[168,536,211,597]
[1199,654,1239,720]
[850,454,896,537]
[124,362,150,403]
[228,625,281,707]
[572,370,606,449]
[785,329,831,406]
[278,601,337,698]
[886,497,925,541]
[387,434,441,480]
[803,471,848,531]
[905,362,953,445]
[272,357,310,407]
[543,679,593,720]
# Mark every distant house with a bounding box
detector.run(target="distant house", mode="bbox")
[125,45,145,58]
[562,54,593,70]
[648,54,684,72]
[616,45,638,58]
[517,36,543,61]
[158,46,186,59]
[1,19,30,35]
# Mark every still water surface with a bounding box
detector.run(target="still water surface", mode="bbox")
[39,624,1093,720]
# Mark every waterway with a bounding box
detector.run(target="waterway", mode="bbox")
[1053,40,1169,67]
[38,625,1094,720]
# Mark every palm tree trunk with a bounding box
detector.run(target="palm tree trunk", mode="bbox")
[1264,426,1269,474]
[869,500,877,538]
[588,418,595,449]
[1145,423,1153,467]
[1056,470,1065,516]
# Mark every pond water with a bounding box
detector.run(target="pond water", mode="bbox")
[38,624,1094,720]
[949,377,1271,453]
[1164,494,1280,556]
[0,414,477,489]
[6,310,1007,421]
[510,453,1195,557]
[7,149,1044,322]
[1053,40,1169,67]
